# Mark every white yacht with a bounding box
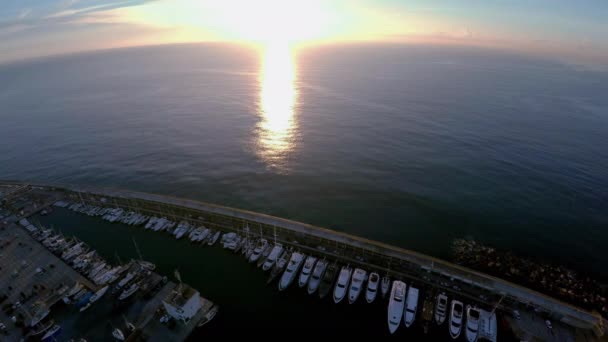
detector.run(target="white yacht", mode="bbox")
[144,217,158,230]
[262,244,284,271]
[307,259,327,294]
[404,286,419,327]
[381,275,390,298]
[248,239,269,263]
[388,280,406,334]
[365,272,379,303]
[278,252,304,291]
[298,256,317,288]
[465,306,481,342]
[333,265,352,303]
[257,244,274,268]
[188,227,204,241]
[450,300,464,339]
[348,268,367,304]
[435,293,448,325]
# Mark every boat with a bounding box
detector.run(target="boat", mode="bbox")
[435,293,448,325]
[465,306,481,342]
[365,272,379,303]
[256,244,273,268]
[318,263,338,299]
[41,325,61,342]
[388,281,406,334]
[421,293,435,334]
[30,319,54,336]
[478,309,497,342]
[116,272,137,290]
[404,286,419,327]
[79,286,109,312]
[307,259,327,295]
[207,231,220,246]
[381,275,390,298]
[267,250,290,284]
[249,239,269,263]
[112,328,125,341]
[262,244,283,271]
[298,256,317,288]
[278,252,304,291]
[333,265,352,303]
[348,268,367,304]
[118,282,140,301]
[449,300,464,339]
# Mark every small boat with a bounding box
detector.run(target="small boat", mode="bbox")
[116,272,137,290]
[207,231,220,246]
[41,325,61,342]
[465,306,481,342]
[388,281,406,334]
[435,293,448,325]
[478,309,497,342]
[257,244,274,268]
[365,272,379,303]
[262,244,283,271]
[450,300,464,339]
[307,259,327,295]
[118,282,139,301]
[381,275,390,298]
[278,252,304,291]
[348,268,367,304]
[418,291,433,332]
[298,256,317,288]
[318,263,338,299]
[112,328,125,341]
[79,286,109,312]
[404,286,419,327]
[267,250,290,284]
[249,239,269,263]
[333,265,352,303]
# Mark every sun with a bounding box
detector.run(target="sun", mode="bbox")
[127,0,331,46]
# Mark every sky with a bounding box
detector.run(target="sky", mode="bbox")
[1,0,607,66]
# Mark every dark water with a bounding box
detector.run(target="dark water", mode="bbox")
[2,43,608,278]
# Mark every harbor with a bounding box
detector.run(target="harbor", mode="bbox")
[1,181,607,340]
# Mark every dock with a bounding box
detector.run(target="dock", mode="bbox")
[1,180,607,340]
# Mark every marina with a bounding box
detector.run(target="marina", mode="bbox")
[1,181,607,340]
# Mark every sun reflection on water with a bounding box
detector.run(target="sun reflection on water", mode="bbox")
[255,43,298,172]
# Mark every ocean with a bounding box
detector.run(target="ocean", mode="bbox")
[2,42,608,336]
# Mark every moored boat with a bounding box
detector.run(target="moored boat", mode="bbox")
[262,244,283,271]
[298,255,317,288]
[435,293,448,325]
[307,259,327,295]
[381,275,390,298]
[465,306,481,342]
[365,272,379,303]
[318,263,338,299]
[404,286,419,327]
[278,252,304,291]
[333,265,352,303]
[450,300,464,339]
[388,280,406,334]
[348,268,367,304]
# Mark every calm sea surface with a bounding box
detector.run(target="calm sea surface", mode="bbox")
[2,43,608,336]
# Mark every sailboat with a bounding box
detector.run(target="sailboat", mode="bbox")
[381,275,390,298]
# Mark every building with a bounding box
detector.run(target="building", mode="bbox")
[162,284,202,323]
